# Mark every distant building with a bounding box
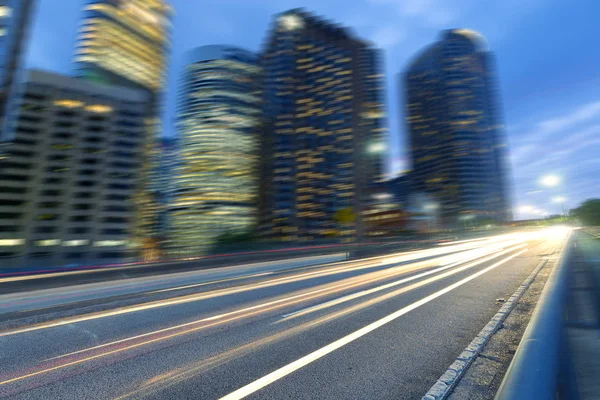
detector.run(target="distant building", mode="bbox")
[150,136,178,239]
[386,174,413,208]
[72,0,174,252]
[260,9,387,242]
[170,45,261,253]
[154,136,178,204]
[403,29,511,227]
[0,0,36,123]
[0,70,148,268]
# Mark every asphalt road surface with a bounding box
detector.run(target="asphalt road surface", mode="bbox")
[0,229,570,400]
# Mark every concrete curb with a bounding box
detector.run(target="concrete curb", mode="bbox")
[421,257,549,400]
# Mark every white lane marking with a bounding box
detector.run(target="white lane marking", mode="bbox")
[219,248,528,400]
[0,238,529,336]
[147,272,275,294]
[281,244,525,320]
[39,245,519,361]
[0,244,476,333]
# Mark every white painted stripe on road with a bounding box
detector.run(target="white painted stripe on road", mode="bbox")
[280,244,525,320]
[147,272,275,294]
[219,248,528,400]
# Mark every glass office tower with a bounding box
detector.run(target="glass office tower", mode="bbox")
[260,9,387,242]
[73,0,173,255]
[73,0,172,94]
[170,45,261,253]
[403,29,510,227]
[0,0,35,124]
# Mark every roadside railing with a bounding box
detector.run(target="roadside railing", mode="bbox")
[495,232,578,400]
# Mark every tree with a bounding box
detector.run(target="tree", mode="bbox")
[571,199,600,226]
[333,207,355,225]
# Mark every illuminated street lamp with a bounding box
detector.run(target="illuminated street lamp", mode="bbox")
[540,175,560,187]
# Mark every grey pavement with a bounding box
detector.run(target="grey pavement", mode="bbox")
[567,231,600,400]
[0,253,346,315]
[0,230,566,400]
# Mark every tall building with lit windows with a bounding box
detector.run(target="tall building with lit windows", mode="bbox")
[73,0,172,95]
[0,0,36,123]
[403,29,511,227]
[170,45,261,253]
[73,0,173,254]
[260,9,387,242]
[0,70,148,268]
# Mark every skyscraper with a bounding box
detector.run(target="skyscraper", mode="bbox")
[170,45,261,253]
[260,9,387,242]
[73,0,173,254]
[152,136,178,241]
[0,70,148,268]
[73,0,172,95]
[0,0,35,123]
[403,29,510,227]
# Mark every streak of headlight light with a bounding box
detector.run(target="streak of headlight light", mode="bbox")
[0,244,525,386]
[1,241,510,336]
[279,243,526,321]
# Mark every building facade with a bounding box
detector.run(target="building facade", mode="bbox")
[73,0,172,94]
[151,136,178,241]
[403,29,510,227]
[0,70,148,268]
[73,0,173,253]
[260,9,387,242]
[0,0,35,122]
[169,45,261,254]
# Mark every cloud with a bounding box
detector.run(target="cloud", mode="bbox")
[368,0,462,27]
[510,99,600,217]
[510,101,600,163]
[537,101,600,135]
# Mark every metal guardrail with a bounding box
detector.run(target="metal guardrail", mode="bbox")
[495,232,577,400]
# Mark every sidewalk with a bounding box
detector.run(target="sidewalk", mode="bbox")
[567,231,600,400]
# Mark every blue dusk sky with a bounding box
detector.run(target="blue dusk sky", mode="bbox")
[25,0,599,220]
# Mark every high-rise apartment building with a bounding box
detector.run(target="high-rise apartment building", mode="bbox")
[0,70,148,268]
[403,29,510,226]
[170,45,261,253]
[260,9,387,242]
[73,0,173,253]
[0,0,35,122]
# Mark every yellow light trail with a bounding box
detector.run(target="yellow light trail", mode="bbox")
[0,235,535,337]
[0,242,530,388]
[219,248,529,400]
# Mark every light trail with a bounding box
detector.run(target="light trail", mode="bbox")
[280,243,526,321]
[0,242,529,388]
[219,248,528,400]
[0,238,520,336]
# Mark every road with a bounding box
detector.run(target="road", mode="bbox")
[0,229,569,399]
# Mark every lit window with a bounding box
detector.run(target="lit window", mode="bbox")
[36,239,61,247]
[0,239,24,246]
[0,6,12,18]
[54,100,84,108]
[63,240,90,247]
[85,105,113,113]
[94,240,127,247]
